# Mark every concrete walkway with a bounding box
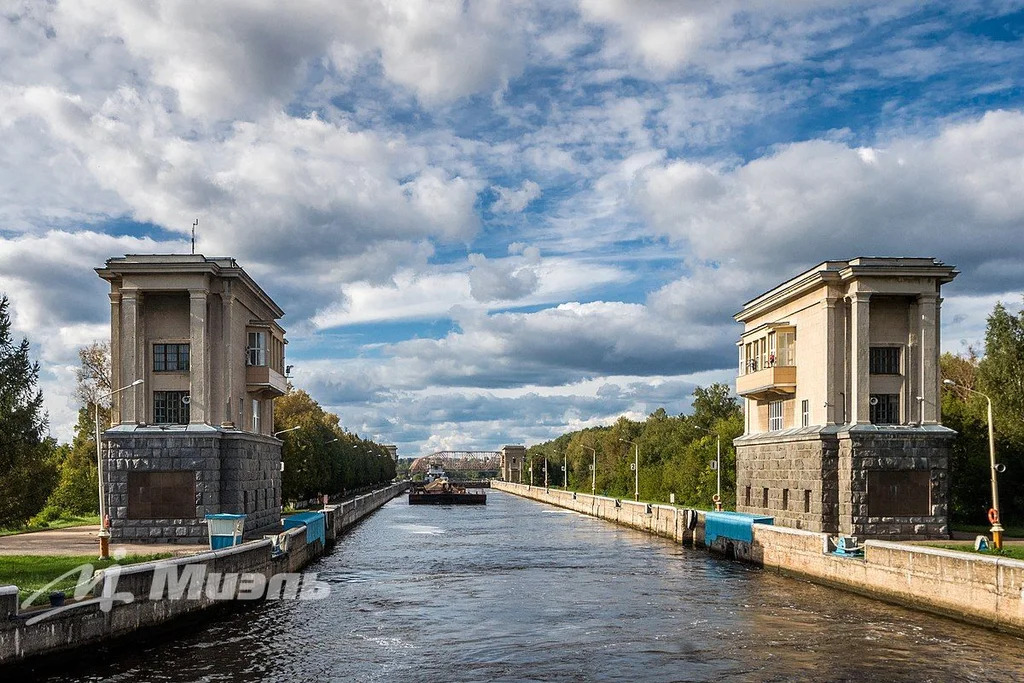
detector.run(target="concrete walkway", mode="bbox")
[0,526,202,557]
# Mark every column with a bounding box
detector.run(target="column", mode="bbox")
[221,282,235,428]
[849,291,871,424]
[919,293,939,425]
[824,297,839,424]
[190,289,209,424]
[108,291,121,424]
[119,290,140,424]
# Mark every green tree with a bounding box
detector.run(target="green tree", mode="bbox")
[43,342,112,517]
[0,295,58,526]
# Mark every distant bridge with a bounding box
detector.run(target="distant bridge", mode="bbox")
[410,450,502,476]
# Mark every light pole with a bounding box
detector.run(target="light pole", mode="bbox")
[544,456,549,488]
[619,438,639,501]
[273,425,301,438]
[944,379,1004,549]
[95,378,143,560]
[700,428,723,511]
[582,445,596,496]
[563,451,568,490]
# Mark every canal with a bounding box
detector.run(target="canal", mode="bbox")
[32,491,1024,682]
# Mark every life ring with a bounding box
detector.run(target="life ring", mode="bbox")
[988,508,1000,525]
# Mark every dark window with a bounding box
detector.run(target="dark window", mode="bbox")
[782,489,789,510]
[762,488,769,509]
[869,347,901,375]
[803,490,811,513]
[869,394,900,424]
[154,391,190,424]
[744,486,751,507]
[153,343,190,372]
[868,470,931,516]
[128,471,195,519]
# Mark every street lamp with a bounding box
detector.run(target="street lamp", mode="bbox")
[944,379,1004,549]
[95,378,143,560]
[273,425,301,438]
[619,438,639,501]
[582,445,596,496]
[700,428,723,511]
[544,456,549,488]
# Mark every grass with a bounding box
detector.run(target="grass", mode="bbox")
[923,543,1024,561]
[0,515,100,538]
[952,523,1024,539]
[0,554,173,603]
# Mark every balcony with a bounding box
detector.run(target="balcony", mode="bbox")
[246,365,287,397]
[736,365,797,400]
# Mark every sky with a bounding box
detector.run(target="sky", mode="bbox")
[1,1,1023,457]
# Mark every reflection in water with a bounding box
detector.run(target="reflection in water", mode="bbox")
[24,491,1024,682]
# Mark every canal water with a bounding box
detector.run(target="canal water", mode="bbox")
[32,491,1024,682]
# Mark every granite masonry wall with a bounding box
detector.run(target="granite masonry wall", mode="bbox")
[492,481,1024,638]
[102,429,281,543]
[0,482,407,667]
[735,426,952,539]
[735,430,840,533]
[837,429,951,539]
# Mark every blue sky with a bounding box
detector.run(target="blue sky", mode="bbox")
[1,0,1023,456]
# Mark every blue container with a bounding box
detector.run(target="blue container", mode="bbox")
[282,512,326,547]
[205,513,247,549]
[704,511,773,545]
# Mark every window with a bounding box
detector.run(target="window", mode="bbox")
[803,489,811,513]
[762,488,769,509]
[768,400,784,431]
[869,394,900,425]
[776,330,796,366]
[247,331,266,366]
[252,398,260,433]
[782,488,789,510]
[153,343,189,371]
[153,391,189,424]
[801,399,809,427]
[870,347,901,375]
[744,486,751,507]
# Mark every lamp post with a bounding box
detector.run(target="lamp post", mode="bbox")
[582,446,596,496]
[273,425,301,438]
[619,438,639,501]
[95,378,143,560]
[944,379,1003,549]
[563,451,568,490]
[700,428,723,511]
[544,456,549,488]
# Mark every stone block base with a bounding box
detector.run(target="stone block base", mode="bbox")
[101,428,282,544]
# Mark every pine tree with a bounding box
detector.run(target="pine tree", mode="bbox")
[0,295,58,526]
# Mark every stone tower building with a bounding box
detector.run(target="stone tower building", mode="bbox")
[733,257,958,539]
[96,254,288,542]
[500,445,527,482]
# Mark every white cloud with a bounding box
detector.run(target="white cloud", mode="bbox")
[491,180,542,213]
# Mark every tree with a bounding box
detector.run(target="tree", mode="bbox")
[0,295,58,526]
[274,388,396,504]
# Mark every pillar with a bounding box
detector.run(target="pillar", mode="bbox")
[824,297,839,424]
[120,290,141,424]
[109,290,121,424]
[189,289,209,424]
[919,293,939,425]
[849,291,871,425]
[221,281,235,428]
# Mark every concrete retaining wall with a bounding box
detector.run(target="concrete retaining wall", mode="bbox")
[0,482,407,666]
[493,480,1024,637]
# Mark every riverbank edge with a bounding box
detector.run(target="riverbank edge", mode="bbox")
[492,481,1024,638]
[0,481,409,666]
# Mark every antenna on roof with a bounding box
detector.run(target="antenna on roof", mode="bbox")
[191,218,198,255]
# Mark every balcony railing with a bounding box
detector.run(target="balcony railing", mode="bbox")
[246,365,288,397]
[736,364,797,399]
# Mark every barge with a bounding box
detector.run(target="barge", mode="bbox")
[409,474,486,505]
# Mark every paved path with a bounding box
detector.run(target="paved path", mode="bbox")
[0,526,202,557]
